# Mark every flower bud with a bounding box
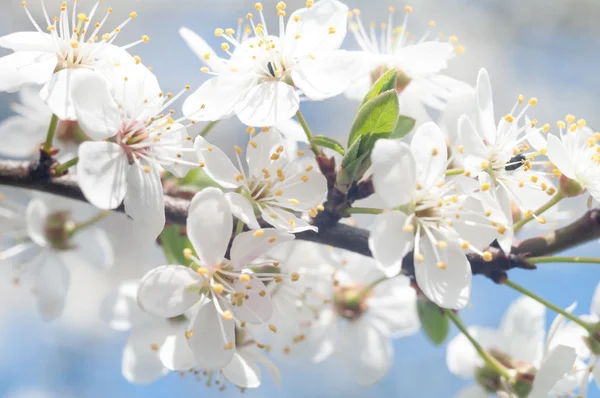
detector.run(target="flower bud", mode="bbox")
[559,174,585,197]
[511,366,536,398]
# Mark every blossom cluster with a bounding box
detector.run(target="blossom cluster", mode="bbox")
[1,0,600,396]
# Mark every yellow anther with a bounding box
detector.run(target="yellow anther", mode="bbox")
[497,225,506,234]
[404,5,413,13]
[557,121,566,129]
[540,182,548,191]
[199,161,205,168]
[530,175,538,183]
[461,241,469,249]
[133,55,141,64]
[253,229,265,237]
[239,274,251,283]
[288,198,300,205]
[482,251,493,262]
[437,262,447,270]
[481,161,489,169]
[291,273,300,282]
[455,45,465,53]
[306,0,314,8]
[71,41,79,49]
[504,114,514,123]
[481,183,490,191]
[436,241,448,249]
[221,43,230,51]
[528,98,538,106]
[268,236,277,243]
[21,1,27,6]
[269,324,278,333]
[213,284,224,294]
[246,13,253,19]
[255,2,263,11]
[207,145,213,151]
[185,330,193,339]
[129,12,137,19]
[234,145,242,155]
[225,28,235,36]
[258,290,266,297]
[305,165,313,172]
[449,35,458,43]
[578,119,587,127]
[102,33,111,41]
[518,94,524,104]
[457,144,465,154]
[402,225,414,232]
[143,166,150,173]
[538,217,546,225]
[317,205,325,211]
[270,153,280,161]
[274,189,283,196]
[294,15,300,22]
[542,123,550,133]
[214,28,224,37]
[249,140,257,149]
[431,147,439,156]
[276,1,287,10]
[183,248,193,259]
[301,175,309,183]
[416,253,424,263]
[328,26,336,34]
[142,35,149,43]
[565,114,575,124]
[222,311,233,320]
[224,342,234,350]
[197,267,209,276]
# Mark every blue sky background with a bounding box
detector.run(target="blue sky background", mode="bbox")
[1,0,600,396]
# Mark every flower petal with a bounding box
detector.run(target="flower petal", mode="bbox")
[25,198,48,247]
[260,206,315,233]
[100,281,151,331]
[236,81,299,127]
[0,116,43,158]
[455,385,489,398]
[475,68,497,144]
[124,162,166,243]
[440,86,476,145]
[71,227,115,270]
[179,27,226,73]
[369,211,414,277]
[159,320,196,371]
[371,139,416,208]
[529,345,577,398]
[0,51,56,93]
[77,141,129,210]
[446,326,501,378]
[187,300,236,369]
[410,122,448,188]
[222,351,261,388]
[547,134,576,180]
[458,115,488,174]
[501,296,545,363]
[273,170,327,210]
[246,130,286,178]
[137,265,203,318]
[368,276,419,337]
[121,322,170,384]
[292,51,359,101]
[71,69,120,140]
[194,136,241,189]
[230,229,295,268]
[187,187,232,266]
[415,234,471,309]
[230,278,273,324]
[591,283,600,316]
[0,32,55,52]
[393,42,455,77]
[225,192,260,230]
[182,74,255,122]
[33,253,69,321]
[40,68,79,120]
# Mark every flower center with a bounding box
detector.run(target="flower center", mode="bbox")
[333,284,369,321]
[43,211,75,251]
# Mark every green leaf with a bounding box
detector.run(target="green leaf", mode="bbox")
[348,90,399,146]
[311,135,345,155]
[390,115,416,140]
[341,135,362,168]
[417,295,449,345]
[159,225,194,265]
[179,168,221,190]
[360,69,397,108]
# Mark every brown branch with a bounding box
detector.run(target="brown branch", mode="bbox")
[1,159,598,281]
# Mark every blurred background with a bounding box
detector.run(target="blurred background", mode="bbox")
[1,0,600,396]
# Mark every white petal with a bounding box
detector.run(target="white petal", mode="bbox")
[337,319,392,385]
[124,162,165,243]
[448,196,499,251]
[283,0,348,58]
[446,326,500,378]
[137,265,202,318]
[182,74,255,122]
[440,86,476,145]
[529,345,577,398]
[179,27,226,72]
[495,184,514,253]
[71,227,115,270]
[225,192,260,230]
[547,134,576,180]
[187,187,232,266]
[393,42,455,77]
[244,349,281,386]
[410,122,448,188]
[230,279,272,324]
[40,68,79,120]
[194,136,241,189]
[159,321,196,371]
[458,115,488,171]
[25,198,48,247]
[99,281,150,331]
[369,212,413,277]
[0,51,56,93]
[271,118,308,143]
[501,296,545,363]
[230,229,295,268]
[71,69,120,140]
[593,364,600,389]
[591,282,600,316]
[0,32,55,52]
[368,277,419,337]
[475,68,497,144]
[246,131,286,178]
[77,141,129,210]
[292,51,359,101]
[0,116,43,158]
[187,300,236,369]
[222,351,261,388]
[236,81,299,127]
[371,139,416,208]
[415,234,471,309]
[121,323,170,384]
[260,206,315,233]
[274,170,327,209]
[33,253,69,321]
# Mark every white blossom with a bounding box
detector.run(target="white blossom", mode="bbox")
[194,131,327,232]
[0,1,145,119]
[181,0,357,127]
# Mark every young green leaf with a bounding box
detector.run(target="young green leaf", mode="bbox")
[159,225,194,265]
[311,135,345,155]
[348,90,400,146]
[360,69,397,107]
[389,115,416,140]
[417,295,450,345]
[342,135,362,168]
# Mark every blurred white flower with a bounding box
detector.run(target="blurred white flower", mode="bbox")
[137,188,294,370]
[181,0,357,126]
[0,1,145,119]
[194,131,326,232]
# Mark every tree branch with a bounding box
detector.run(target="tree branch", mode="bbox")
[1,160,598,281]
